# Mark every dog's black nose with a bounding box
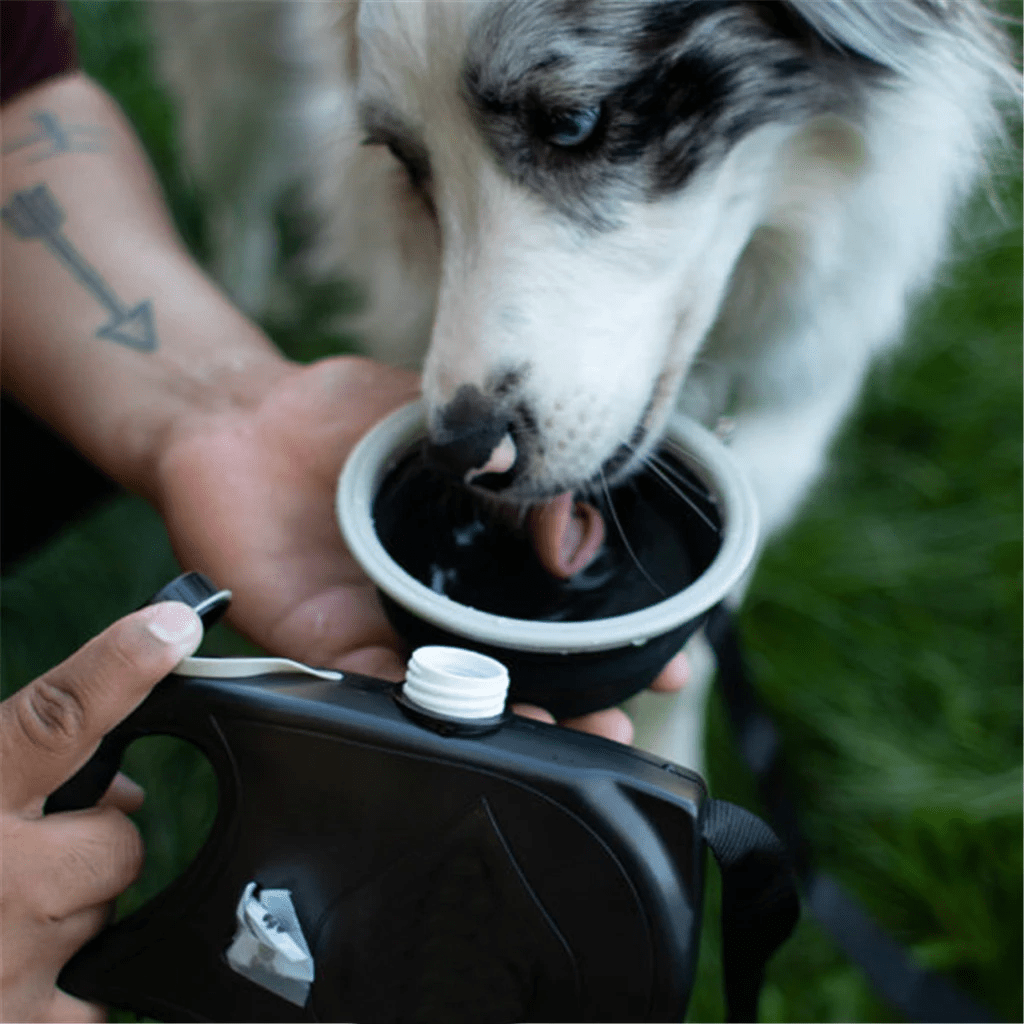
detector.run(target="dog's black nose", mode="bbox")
[426,386,518,486]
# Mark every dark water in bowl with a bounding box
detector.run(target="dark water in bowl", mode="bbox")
[373,446,722,622]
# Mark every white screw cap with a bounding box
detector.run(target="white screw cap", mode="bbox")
[404,646,510,720]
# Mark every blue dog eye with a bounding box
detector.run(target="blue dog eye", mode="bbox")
[543,105,602,147]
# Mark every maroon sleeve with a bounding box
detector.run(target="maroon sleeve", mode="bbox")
[1,0,78,105]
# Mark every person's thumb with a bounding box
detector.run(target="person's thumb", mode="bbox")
[0,602,202,813]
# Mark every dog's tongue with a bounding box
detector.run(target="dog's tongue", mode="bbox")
[528,492,606,579]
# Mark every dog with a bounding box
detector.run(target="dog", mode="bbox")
[148,1,1015,769]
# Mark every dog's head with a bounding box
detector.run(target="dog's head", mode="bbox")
[339,0,982,501]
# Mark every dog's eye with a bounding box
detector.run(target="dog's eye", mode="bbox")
[362,132,431,192]
[536,105,602,148]
[390,142,431,191]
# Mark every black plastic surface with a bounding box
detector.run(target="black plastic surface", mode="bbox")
[57,668,709,1022]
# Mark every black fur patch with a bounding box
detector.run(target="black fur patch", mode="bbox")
[463,0,889,229]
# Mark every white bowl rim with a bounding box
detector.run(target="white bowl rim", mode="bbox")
[337,400,759,654]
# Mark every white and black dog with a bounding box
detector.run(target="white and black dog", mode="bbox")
[149,1,1015,767]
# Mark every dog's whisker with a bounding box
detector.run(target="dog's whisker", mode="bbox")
[642,456,721,536]
[616,436,697,496]
[646,455,719,517]
[643,448,714,503]
[613,436,720,535]
[599,470,668,600]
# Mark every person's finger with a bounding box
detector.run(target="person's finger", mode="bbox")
[45,988,107,1023]
[43,900,113,968]
[335,645,407,682]
[510,704,557,724]
[96,772,145,814]
[0,602,202,813]
[267,586,403,674]
[648,650,690,692]
[22,809,144,920]
[560,707,635,745]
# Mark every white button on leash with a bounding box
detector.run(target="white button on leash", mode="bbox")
[226,882,315,1007]
[242,894,307,964]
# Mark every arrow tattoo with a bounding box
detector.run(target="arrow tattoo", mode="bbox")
[1,183,157,351]
[2,111,108,162]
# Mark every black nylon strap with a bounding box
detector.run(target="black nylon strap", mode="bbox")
[701,799,800,1023]
[704,605,998,1024]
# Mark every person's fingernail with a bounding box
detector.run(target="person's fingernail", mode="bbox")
[146,601,203,645]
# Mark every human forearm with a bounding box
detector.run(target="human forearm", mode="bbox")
[1,73,289,500]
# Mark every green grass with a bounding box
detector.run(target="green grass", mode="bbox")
[2,3,1020,1021]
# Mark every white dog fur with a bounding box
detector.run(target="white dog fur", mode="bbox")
[148,1,1015,771]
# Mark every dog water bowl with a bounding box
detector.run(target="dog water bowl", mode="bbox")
[338,401,758,718]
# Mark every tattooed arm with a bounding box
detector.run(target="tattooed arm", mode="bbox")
[1,73,291,498]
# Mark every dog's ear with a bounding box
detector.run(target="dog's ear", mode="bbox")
[764,1,1005,79]
[786,1,949,69]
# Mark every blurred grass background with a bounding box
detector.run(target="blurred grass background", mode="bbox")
[0,3,1020,1021]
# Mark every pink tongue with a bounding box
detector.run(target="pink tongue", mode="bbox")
[528,492,606,579]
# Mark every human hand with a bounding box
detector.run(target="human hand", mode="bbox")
[0,602,202,1023]
[155,353,685,745]
[156,355,420,680]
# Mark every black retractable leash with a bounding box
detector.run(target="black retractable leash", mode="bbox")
[705,605,999,1024]
[47,575,798,1023]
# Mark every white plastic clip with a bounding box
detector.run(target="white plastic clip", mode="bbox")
[174,655,341,682]
[226,882,315,1006]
